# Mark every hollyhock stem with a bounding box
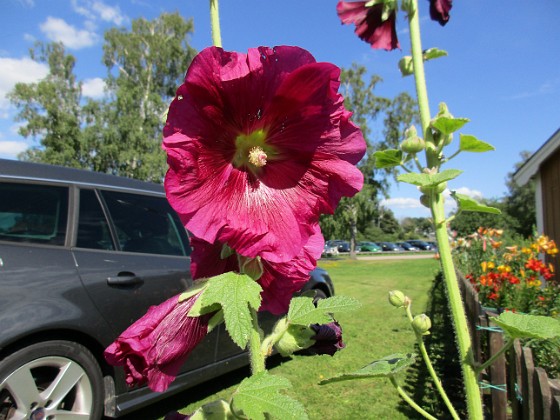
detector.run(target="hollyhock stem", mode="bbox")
[389,376,437,420]
[407,1,483,418]
[248,307,266,374]
[209,0,222,48]
[405,305,460,420]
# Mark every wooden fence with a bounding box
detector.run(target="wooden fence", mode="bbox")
[458,273,560,419]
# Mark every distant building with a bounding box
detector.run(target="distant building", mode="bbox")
[514,128,560,274]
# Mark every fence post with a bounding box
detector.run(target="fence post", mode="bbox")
[521,346,536,420]
[509,339,523,420]
[488,316,507,420]
[533,367,553,420]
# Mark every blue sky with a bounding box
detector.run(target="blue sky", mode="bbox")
[1,0,559,220]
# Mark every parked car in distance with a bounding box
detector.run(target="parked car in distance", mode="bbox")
[322,242,339,257]
[426,241,439,252]
[357,241,382,253]
[406,240,435,251]
[0,159,335,419]
[377,241,405,252]
[326,239,350,253]
[397,241,419,251]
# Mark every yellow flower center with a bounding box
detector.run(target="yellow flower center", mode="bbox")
[233,129,273,170]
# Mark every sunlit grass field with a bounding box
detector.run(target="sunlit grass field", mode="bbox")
[142,257,442,419]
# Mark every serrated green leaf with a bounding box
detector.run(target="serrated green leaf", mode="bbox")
[286,296,359,326]
[491,312,560,340]
[287,297,331,326]
[451,192,501,214]
[189,399,235,420]
[316,295,361,314]
[430,116,470,135]
[373,149,403,169]
[398,169,463,187]
[320,353,416,384]
[459,134,495,153]
[423,47,448,61]
[233,372,308,420]
[199,272,262,349]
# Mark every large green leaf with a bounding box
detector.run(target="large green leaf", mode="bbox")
[198,272,262,349]
[287,296,360,326]
[451,192,501,214]
[398,169,463,187]
[374,149,403,169]
[459,134,495,153]
[491,312,560,340]
[320,353,416,384]
[233,372,308,420]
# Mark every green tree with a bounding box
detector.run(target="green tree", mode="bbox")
[94,12,197,181]
[8,42,84,168]
[504,151,536,237]
[319,63,417,242]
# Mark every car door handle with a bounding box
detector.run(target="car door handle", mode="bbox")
[106,272,144,286]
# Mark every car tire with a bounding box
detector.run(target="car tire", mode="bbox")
[0,340,104,420]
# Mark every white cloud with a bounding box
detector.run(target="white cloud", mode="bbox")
[0,141,27,158]
[40,17,98,49]
[82,77,106,99]
[381,197,423,210]
[91,1,125,25]
[72,0,126,25]
[0,57,49,112]
[381,186,486,219]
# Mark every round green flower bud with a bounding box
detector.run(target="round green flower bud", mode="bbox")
[388,290,407,308]
[274,323,315,357]
[419,181,447,195]
[412,314,432,335]
[400,136,425,154]
[419,194,431,208]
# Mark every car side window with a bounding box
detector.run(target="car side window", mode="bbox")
[100,190,191,256]
[77,189,115,250]
[0,182,68,245]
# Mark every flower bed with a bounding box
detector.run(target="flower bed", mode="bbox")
[452,227,560,378]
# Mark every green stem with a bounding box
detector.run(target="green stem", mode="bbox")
[432,194,483,418]
[389,375,438,420]
[475,339,513,375]
[209,0,222,48]
[248,307,266,374]
[407,1,483,418]
[406,307,460,420]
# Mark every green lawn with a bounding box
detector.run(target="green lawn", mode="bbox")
[146,257,442,419]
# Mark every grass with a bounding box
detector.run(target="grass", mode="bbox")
[140,257,443,419]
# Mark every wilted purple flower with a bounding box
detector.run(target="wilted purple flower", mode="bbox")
[104,291,212,392]
[309,321,345,356]
[337,1,399,51]
[430,0,453,26]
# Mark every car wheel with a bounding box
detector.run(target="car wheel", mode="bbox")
[0,340,104,420]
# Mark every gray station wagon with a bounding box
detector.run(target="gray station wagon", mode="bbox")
[0,158,334,419]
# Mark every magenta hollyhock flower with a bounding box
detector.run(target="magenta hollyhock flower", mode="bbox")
[430,0,452,26]
[336,1,399,51]
[309,321,345,356]
[163,46,365,264]
[104,291,212,392]
[190,225,324,315]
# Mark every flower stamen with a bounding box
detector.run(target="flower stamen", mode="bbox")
[248,146,268,167]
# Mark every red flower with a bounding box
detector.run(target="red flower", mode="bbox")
[190,225,324,315]
[163,46,365,264]
[104,292,212,392]
[336,1,399,51]
[430,0,453,26]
